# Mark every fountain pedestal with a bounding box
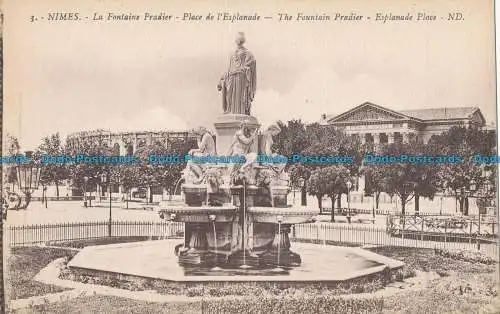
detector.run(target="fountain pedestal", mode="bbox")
[178,223,217,266]
[260,224,301,267]
[182,185,208,207]
[213,114,260,155]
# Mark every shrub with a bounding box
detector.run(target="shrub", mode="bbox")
[202,295,384,314]
[434,248,496,265]
[393,267,417,282]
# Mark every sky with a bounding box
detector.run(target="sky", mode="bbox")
[3,0,496,150]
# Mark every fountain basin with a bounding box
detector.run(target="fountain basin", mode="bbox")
[269,186,290,207]
[67,240,404,282]
[182,184,208,207]
[159,205,237,223]
[248,206,319,224]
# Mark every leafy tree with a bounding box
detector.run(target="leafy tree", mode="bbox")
[298,125,362,210]
[133,137,195,203]
[306,169,326,213]
[288,163,311,206]
[307,165,351,221]
[360,166,387,209]
[66,136,114,200]
[273,119,310,158]
[362,140,440,215]
[428,126,496,215]
[37,133,70,199]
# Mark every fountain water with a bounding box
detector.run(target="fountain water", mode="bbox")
[173,178,183,199]
[209,215,222,271]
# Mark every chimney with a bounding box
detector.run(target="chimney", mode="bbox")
[321,113,327,120]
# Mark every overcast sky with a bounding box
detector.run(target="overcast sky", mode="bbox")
[3,0,496,150]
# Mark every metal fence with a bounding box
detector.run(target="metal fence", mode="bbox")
[322,207,456,216]
[291,223,498,258]
[7,221,185,247]
[30,196,90,202]
[387,214,498,239]
[6,221,499,258]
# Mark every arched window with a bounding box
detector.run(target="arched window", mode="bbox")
[126,143,134,156]
[113,143,120,155]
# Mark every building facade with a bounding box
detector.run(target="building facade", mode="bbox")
[320,102,487,144]
[66,129,197,155]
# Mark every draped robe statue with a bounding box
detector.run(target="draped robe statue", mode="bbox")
[218,33,257,116]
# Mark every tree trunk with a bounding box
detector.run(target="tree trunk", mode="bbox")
[414,193,420,215]
[375,192,380,209]
[401,198,406,215]
[459,197,464,214]
[149,187,154,204]
[317,195,323,215]
[336,193,342,209]
[55,182,60,200]
[330,195,336,222]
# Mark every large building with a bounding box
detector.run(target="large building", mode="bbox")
[66,129,197,155]
[320,102,487,144]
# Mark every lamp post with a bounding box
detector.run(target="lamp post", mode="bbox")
[346,181,352,224]
[43,186,48,209]
[16,151,42,210]
[298,178,305,206]
[372,192,376,223]
[298,177,307,206]
[83,176,89,208]
[101,172,112,237]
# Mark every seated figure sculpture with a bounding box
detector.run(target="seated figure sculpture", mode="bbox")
[227,120,259,184]
[245,123,287,185]
[183,126,216,185]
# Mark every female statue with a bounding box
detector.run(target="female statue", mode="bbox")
[217,32,256,116]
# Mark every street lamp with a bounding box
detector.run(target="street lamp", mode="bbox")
[83,176,89,207]
[101,172,112,237]
[346,181,353,224]
[298,178,306,206]
[372,192,376,223]
[43,186,48,209]
[16,151,42,209]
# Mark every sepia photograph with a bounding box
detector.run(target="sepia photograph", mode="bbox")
[1,0,498,313]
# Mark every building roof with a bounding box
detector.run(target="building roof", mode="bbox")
[399,107,480,121]
[321,102,486,125]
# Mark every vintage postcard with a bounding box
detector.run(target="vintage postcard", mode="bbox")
[1,0,498,313]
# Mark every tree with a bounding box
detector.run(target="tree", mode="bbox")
[360,166,386,209]
[429,126,496,215]
[66,136,114,200]
[37,133,69,199]
[288,163,311,206]
[298,125,362,210]
[273,119,310,159]
[362,140,439,215]
[133,137,196,203]
[306,169,327,214]
[307,165,351,221]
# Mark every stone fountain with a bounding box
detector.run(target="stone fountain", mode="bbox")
[158,32,317,269]
[65,33,404,286]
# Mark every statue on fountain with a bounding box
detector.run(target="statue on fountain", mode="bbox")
[227,120,259,185]
[160,32,319,269]
[217,32,256,116]
[183,126,216,185]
